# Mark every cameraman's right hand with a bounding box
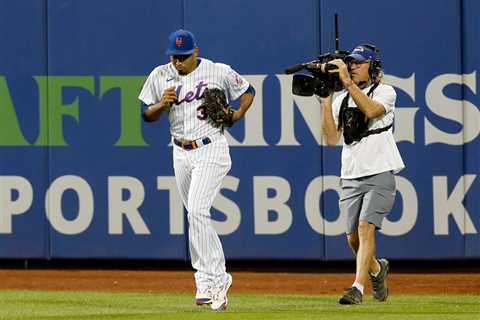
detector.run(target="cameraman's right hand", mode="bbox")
[325,59,353,88]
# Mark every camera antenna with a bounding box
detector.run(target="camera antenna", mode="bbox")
[284,13,347,75]
[335,13,340,51]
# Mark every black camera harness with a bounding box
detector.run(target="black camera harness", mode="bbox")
[337,82,393,145]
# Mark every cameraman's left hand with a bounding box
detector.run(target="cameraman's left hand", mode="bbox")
[326,59,353,89]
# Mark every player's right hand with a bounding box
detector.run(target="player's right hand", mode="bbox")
[161,87,177,108]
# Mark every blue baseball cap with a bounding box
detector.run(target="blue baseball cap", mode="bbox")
[347,45,378,62]
[165,29,197,55]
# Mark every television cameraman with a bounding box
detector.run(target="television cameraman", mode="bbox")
[319,44,405,305]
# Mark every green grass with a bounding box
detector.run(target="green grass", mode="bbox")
[0,291,478,320]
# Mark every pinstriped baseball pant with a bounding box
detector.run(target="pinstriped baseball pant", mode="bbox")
[173,135,231,289]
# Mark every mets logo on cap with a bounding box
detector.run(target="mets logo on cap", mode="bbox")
[175,37,184,47]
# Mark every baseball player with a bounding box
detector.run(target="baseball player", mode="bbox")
[138,29,255,311]
[319,44,405,304]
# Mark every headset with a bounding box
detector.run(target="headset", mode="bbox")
[358,43,382,80]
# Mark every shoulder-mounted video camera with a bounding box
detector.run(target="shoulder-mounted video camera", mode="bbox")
[285,50,350,98]
[285,14,349,98]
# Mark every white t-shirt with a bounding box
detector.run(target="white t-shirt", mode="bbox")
[138,58,250,140]
[332,83,405,179]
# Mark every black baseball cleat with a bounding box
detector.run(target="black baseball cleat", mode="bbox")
[339,287,363,305]
[370,258,390,302]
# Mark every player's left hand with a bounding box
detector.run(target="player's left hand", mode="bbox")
[202,88,235,128]
[214,106,232,124]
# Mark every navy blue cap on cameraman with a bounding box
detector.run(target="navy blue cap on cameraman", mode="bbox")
[165,29,197,56]
[347,45,377,62]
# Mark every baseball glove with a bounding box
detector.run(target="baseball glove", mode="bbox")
[201,88,235,128]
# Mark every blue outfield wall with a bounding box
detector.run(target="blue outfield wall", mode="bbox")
[0,0,478,260]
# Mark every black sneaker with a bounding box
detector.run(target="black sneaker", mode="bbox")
[339,287,363,305]
[370,258,390,301]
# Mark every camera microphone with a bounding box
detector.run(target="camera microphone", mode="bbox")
[284,63,306,74]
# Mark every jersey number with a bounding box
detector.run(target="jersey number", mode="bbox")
[196,106,208,120]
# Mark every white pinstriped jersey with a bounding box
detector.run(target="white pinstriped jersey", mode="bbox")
[139,58,250,140]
